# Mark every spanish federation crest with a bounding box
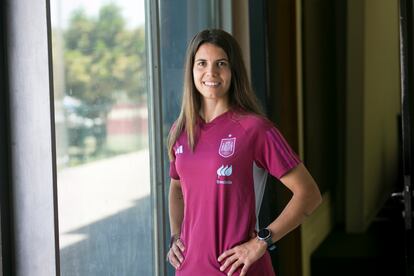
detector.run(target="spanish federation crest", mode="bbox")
[219,137,236,158]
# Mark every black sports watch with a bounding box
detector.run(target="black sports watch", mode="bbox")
[257,228,277,251]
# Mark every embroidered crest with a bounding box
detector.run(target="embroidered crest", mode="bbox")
[218,137,236,158]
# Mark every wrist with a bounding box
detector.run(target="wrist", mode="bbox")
[169,233,180,248]
[257,228,277,251]
[256,237,268,250]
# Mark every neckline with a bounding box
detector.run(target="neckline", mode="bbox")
[198,109,232,127]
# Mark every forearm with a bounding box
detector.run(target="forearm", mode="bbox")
[267,190,321,243]
[267,164,322,243]
[169,179,184,236]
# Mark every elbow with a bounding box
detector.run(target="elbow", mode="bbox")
[314,191,323,209]
[303,187,323,216]
[314,184,323,205]
[301,185,322,216]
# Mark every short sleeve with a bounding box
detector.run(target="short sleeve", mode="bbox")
[169,159,180,180]
[254,125,301,179]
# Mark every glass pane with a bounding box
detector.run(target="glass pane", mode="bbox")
[157,1,224,275]
[50,1,152,275]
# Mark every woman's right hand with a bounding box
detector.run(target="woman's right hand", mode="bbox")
[167,235,185,269]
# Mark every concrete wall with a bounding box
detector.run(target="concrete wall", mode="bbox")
[346,0,400,232]
[6,0,58,274]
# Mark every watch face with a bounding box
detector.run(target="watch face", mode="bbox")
[258,228,271,239]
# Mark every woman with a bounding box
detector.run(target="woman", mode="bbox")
[167,29,322,276]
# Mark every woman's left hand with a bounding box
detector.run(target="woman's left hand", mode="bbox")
[217,234,267,276]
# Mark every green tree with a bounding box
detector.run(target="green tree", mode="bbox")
[64,3,146,117]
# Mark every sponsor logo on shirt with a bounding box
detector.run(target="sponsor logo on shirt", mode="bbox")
[219,135,236,158]
[216,165,232,184]
[175,145,183,155]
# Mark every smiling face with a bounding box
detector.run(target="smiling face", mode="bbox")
[193,43,232,103]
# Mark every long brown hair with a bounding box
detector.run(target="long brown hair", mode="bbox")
[168,29,264,160]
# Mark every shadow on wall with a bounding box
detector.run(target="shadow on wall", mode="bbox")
[60,196,153,276]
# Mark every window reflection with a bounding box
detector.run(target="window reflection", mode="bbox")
[157,1,226,275]
[50,0,152,275]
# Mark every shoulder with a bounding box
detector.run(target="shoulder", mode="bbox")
[230,111,274,133]
[168,120,177,132]
[168,120,186,145]
[169,120,184,136]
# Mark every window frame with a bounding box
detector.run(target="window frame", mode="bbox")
[0,1,12,275]
[145,0,167,275]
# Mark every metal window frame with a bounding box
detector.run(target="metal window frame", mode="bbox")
[0,1,12,275]
[146,0,166,275]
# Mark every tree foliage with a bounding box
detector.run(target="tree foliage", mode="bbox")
[64,3,146,116]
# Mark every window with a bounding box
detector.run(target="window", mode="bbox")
[50,0,153,274]
[155,1,231,274]
[48,0,231,274]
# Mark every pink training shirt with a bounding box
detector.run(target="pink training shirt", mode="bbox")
[169,109,301,276]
